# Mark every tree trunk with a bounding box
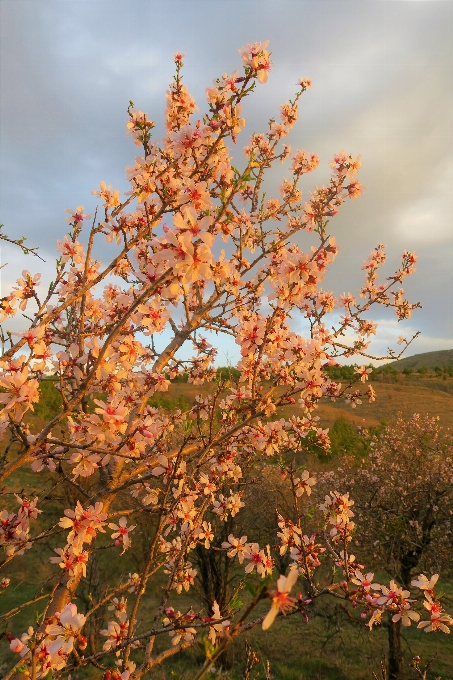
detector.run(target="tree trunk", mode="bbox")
[388,613,403,679]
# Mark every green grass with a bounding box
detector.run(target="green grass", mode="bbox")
[3,380,453,678]
[3,514,453,679]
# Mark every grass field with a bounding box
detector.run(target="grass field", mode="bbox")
[2,375,453,679]
[2,564,453,679]
[164,373,453,430]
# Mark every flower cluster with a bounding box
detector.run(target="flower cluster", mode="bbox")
[0,496,41,556]
[50,502,107,580]
[412,574,453,633]
[101,597,131,652]
[319,491,355,543]
[222,535,274,577]
[8,603,86,678]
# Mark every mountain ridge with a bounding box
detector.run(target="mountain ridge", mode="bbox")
[387,348,453,370]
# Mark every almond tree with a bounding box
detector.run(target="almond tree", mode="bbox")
[318,413,453,678]
[0,43,447,679]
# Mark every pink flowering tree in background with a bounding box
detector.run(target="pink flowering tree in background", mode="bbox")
[316,414,453,678]
[0,42,447,679]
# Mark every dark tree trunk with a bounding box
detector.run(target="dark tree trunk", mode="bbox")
[388,613,403,679]
[194,540,230,614]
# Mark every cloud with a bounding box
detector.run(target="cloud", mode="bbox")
[396,160,452,243]
[0,0,451,357]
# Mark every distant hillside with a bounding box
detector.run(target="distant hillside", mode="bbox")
[388,349,453,370]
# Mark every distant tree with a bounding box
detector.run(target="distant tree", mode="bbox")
[216,366,241,381]
[327,416,367,458]
[34,379,63,420]
[319,414,453,678]
[170,372,189,383]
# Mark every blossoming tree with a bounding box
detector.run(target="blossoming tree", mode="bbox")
[317,414,453,677]
[1,42,448,679]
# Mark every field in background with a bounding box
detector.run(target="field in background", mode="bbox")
[2,363,453,679]
[163,373,453,430]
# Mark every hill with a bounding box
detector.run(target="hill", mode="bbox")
[387,348,453,371]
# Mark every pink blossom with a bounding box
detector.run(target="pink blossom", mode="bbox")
[262,569,298,630]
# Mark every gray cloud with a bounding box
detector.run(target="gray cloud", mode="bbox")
[0,0,451,360]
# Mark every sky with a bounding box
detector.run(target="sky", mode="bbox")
[0,0,452,365]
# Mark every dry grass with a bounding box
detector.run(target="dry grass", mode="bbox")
[167,375,453,430]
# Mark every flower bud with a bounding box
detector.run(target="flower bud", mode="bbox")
[78,635,88,650]
[9,638,25,653]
